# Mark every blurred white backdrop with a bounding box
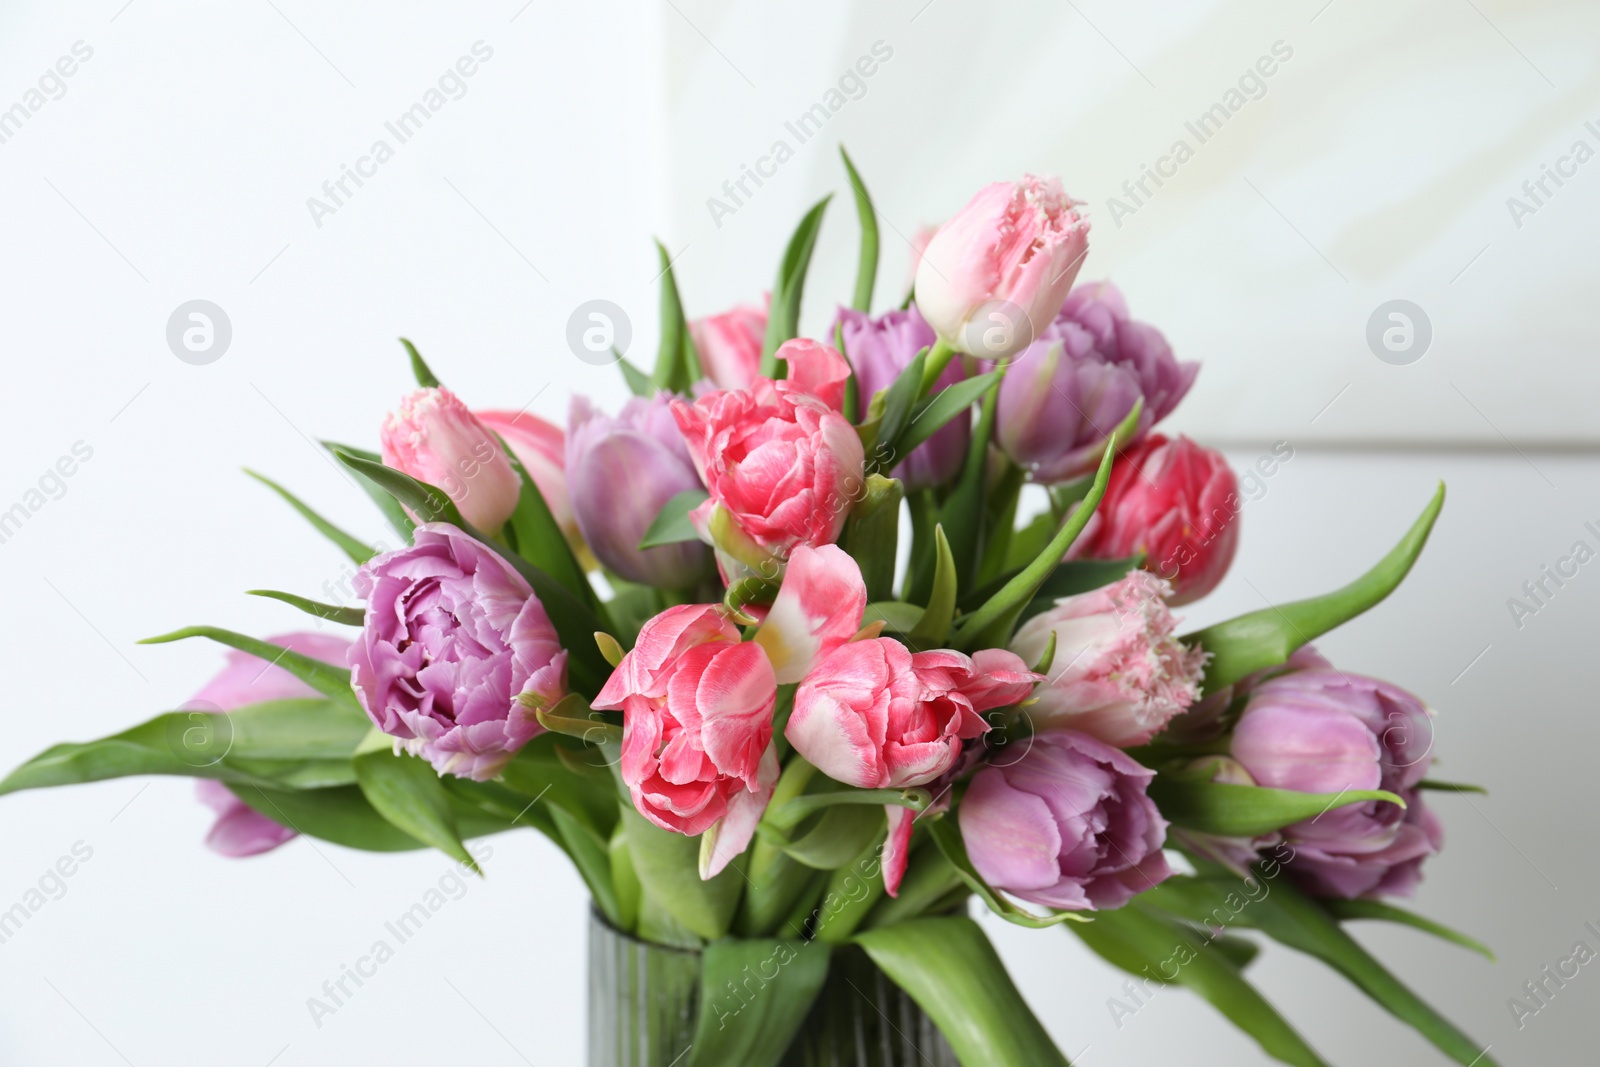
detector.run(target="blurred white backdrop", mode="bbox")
[0,1,1596,1065]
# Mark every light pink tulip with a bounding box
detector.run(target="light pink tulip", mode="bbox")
[593,604,779,878]
[690,298,768,391]
[1009,570,1207,747]
[188,632,353,858]
[914,176,1090,361]
[473,409,575,541]
[672,342,865,573]
[381,388,521,534]
[752,544,868,685]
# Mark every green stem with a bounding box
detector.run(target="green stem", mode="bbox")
[919,338,956,394]
[904,489,939,603]
[861,840,964,931]
[811,851,888,944]
[766,787,931,833]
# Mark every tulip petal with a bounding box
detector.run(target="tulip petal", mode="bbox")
[754,545,867,683]
[882,805,916,897]
[700,744,780,878]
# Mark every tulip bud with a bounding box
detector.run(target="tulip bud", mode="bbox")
[473,409,578,546]
[995,282,1198,484]
[381,388,522,534]
[914,175,1089,362]
[1008,570,1207,748]
[837,305,968,490]
[960,729,1171,911]
[567,395,713,588]
[689,298,768,391]
[1230,666,1441,899]
[1071,434,1239,605]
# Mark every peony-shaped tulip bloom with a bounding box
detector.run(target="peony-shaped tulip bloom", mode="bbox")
[1230,668,1441,899]
[566,395,713,588]
[1009,570,1207,748]
[960,729,1172,911]
[592,604,779,878]
[382,388,522,534]
[1071,434,1239,605]
[187,632,353,857]
[914,176,1090,362]
[473,409,577,545]
[836,305,968,490]
[672,339,864,575]
[995,282,1198,484]
[349,524,566,780]
[690,298,768,391]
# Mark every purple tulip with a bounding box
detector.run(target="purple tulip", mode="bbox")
[567,395,713,587]
[837,306,968,490]
[960,729,1171,911]
[1230,667,1442,898]
[995,281,1198,484]
[349,524,567,780]
[188,632,352,857]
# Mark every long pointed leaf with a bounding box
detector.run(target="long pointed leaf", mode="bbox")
[1189,484,1445,694]
[841,147,879,313]
[760,196,832,375]
[855,916,1070,1067]
[320,441,415,539]
[401,337,441,388]
[1149,777,1406,837]
[640,488,710,549]
[687,937,832,1067]
[245,469,377,564]
[247,589,364,627]
[908,525,956,646]
[353,733,478,871]
[893,371,1000,459]
[138,626,358,707]
[1324,899,1494,961]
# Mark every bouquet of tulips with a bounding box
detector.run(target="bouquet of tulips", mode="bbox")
[3,155,1495,1067]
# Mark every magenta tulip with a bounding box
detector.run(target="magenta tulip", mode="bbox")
[349,524,567,780]
[1072,434,1240,605]
[961,729,1171,910]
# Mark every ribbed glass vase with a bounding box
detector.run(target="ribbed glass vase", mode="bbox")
[588,910,959,1067]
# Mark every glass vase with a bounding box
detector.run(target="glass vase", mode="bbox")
[588,909,959,1067]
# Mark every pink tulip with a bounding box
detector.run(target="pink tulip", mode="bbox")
[1009,570,1207,747]
[473,409,575,542]
[914,176,1090,361]
[690,298,768,391]
[751,543,868,684]
[671,340,865,575]
[187,632,353,858]
[593,604,779,878]
[381,388,522,534]
[1072,434,1240,605]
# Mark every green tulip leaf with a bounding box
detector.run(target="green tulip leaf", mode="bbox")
[841,146,879,313]
[320,441,415,539]
[908,526,958,647]
[1072,902,1331,1067]
[244,469,377,564]
[353,733,479,871]
[855,916,1070,1067]
[138,626,359,707]
[620,804,742,942]
[687,936,832,1067]
[761,195,832,375]
[1149,777,1406,837]
[228,783,427,851]
[246,589,365,627]
[401,337,441,388]
[776,805,885,870]
[1324,899,1495,961]
[892,371,1002,460]
[639,488,710,549]
[652,238,702,392]
[841,475,903,603]
[1188,483,1445,695]
[618,352,654,397]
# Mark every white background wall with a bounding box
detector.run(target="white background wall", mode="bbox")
[0,2,1595,1065]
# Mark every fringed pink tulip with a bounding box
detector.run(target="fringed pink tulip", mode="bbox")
[382,388,522,534]
[914,176,1090,361]
[1009,570,1206,747]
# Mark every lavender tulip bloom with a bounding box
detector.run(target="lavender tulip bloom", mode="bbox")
[350,524,567,780]
[188,632,353,857]
[960,729,1171,910]
[837,306,968,490]
[995,281,1198,484]
[1230,667,1442,899]
[567,395,713,587]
